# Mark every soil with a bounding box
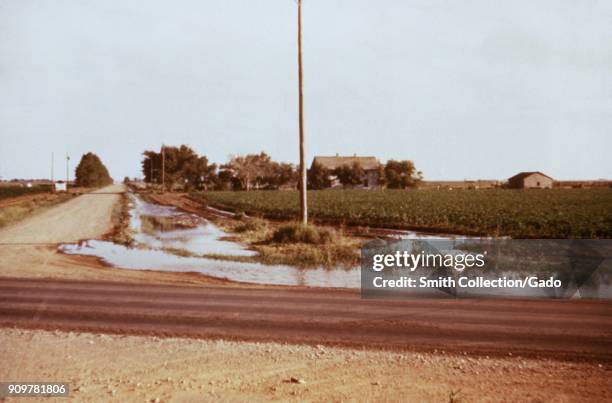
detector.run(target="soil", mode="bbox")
[1,328,610,402]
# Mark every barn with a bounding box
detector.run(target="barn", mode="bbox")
[507,172,553,189]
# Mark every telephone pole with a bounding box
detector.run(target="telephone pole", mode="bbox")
[297,0,308,225]
[161,144,165,192]
[51,152,54,182]
[66,154,70,188]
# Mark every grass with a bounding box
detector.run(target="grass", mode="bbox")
[272,222,336,244]
[0,184,52,200]
[234,217,268,233]
[212,215,360,267]
[193,188,612,238]
[0,194,72,228]
[108,192,134,245]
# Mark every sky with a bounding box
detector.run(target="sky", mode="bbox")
[0,0,611,181]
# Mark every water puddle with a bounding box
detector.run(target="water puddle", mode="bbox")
[59,193,476,288]
[59,194,360,288]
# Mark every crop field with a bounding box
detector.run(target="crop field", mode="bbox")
[0,185,52,200]
[194,189,612,238]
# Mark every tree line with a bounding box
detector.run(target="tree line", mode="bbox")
[141,145,422,191]
[141,146,297,191]
[307,159,422,189]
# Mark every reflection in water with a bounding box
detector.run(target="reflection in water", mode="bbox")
[60,240,359,288]
[129,195,256,257]
[59,194,360,288]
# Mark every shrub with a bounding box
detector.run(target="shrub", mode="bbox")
[271,223,336,244]
[234,217,268,233]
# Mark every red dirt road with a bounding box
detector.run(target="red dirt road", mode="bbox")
[1,277,611,363]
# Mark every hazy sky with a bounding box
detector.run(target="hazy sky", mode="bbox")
[1,0,611,180]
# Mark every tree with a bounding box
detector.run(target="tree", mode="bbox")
[307,161,331,190]
[142,151,162,183]
[384,160,423,189]
[215,168,237,190]
[334,162,365,187]
[182,156,217,191]
[376,164,387,188]
[223,152,275,190]
[141,145,217,191]
[74,152,113,187]
[264,162,297,189]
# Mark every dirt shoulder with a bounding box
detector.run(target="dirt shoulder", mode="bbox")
[1,328,609,402]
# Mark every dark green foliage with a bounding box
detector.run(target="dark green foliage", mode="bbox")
[142,145,217,190]
[0,185,52,200]
[334,162,365,187]
[307,161,331,190]
[384,160,422,189]
[74,152,113,187]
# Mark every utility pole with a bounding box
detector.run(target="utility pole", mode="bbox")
[51,152,54,182]
[66,154,70,188]
[161,144,165,193]
[297,0,308,225]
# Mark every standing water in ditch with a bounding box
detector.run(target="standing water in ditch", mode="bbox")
[59,193,361,288]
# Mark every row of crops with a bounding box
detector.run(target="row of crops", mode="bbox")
[193,189,612,238]
[0,184,52,200]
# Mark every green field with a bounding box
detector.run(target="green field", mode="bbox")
[0,185,52,200]
[193,189,612,238]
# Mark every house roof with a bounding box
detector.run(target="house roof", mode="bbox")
[312,156,380,170]
[508,171,553,181]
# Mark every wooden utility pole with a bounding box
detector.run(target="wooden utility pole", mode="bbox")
[66,154,70,188]
[161,145,166,192]
[297,0,308,225]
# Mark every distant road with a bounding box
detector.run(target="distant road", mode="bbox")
[1,277,611,363]
[0,184,123,244]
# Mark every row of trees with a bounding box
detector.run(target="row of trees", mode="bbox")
[66,149,421,191]
[141,145,422,191]
[141,146,297,191]
[308,159,422,189]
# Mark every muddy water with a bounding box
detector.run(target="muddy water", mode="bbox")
[59,194,360,288]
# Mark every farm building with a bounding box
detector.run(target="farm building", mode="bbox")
[311,155,380,189]
[53,181,67,192]
[507,172,553,189]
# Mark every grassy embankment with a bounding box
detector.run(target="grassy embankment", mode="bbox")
[193,188,612,239]
[0,185,73,228]
[107,192,133,245]
[215,218,360,268]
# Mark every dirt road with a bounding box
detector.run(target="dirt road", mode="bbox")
[0,184,222,284]
[1,277,611,363]
[0,184,123,244]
